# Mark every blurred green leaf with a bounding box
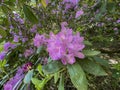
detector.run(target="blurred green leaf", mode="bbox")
[83,50,100,56]
[36,46,43,54]
[67,63,88,90]
[32,78,42,90]
[84,40,92,46]
[42,61,64,74]
[24,69,34,84]
[93,56,110,67]
[37,64,44,77]
[79,59,107,76]
[1,4,11,14]
[23,5,38,24]
[54,72,60,84]
[0,28,7,38]
[58,74,64,90]
[41,0,47,8]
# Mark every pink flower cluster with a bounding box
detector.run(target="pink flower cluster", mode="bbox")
[47,22,85,65]
[33,22,85,65]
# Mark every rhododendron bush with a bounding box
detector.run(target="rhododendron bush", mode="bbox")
[0,0,120,90]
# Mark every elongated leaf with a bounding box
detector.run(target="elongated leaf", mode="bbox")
[83,50,100,56]
[41,0,47,8]
[1,4,11,14]
[79,59,107,76]
[93,56,110,67]
[0,28,7,38]
[24,69,34,84]
[37,64,44,77]
[84,40,92,46]
[23,5,38,24]
[36,46,43,54]
[58,74,64,90]
[54,72,60,84]
[67,63,88,90]
[42,61,64,74]
[31,78,42,90]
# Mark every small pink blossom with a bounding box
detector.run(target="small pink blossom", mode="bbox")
[33,34,46,48]
[24,49,34,58]
[75,10,84,18]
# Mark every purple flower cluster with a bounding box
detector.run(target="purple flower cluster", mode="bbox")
[0,42,16,61]
[4,42,16,52]
[0,52,6,60]
[24,49,34,58]
[47,22,85,65]
[75,10,84,18]
[62,0,79,10]
[4,68,24,90]
[4,62,32,90]
[33,34,46,48]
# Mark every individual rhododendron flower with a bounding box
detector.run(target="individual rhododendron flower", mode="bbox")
[0,52,6,60]
[22,62,32,72]
[24,49,34,58]
[21,37,28,43]
[33,34,46,48]
[63,0,79,6]
[13,35,19,42]
[30,25,37,33]
[117,19,120,23]
[47,23,85,65]
[61,22,68,30]
[75,10,84,18]
[4,42,16,52]
[62,0,79,10]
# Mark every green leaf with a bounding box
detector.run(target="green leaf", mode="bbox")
[1,4,11,14]
[54,72,60,84]
[0,28,7,38]
[32,75,52,90]
[93,56,110,67]
[36,46,43,54]
[41,0,47,8]
[31,78,42,90]
[83,50,100,56]
[24,69,34,84]
[67,63,88,90]
[58,74,64,90]
[23,5,38,24]
[37,64,44,77]
[84,40,92,46]
[42,61,64,74]
[79,59,107,76]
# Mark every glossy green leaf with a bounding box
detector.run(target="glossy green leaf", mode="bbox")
[83,50,100,56]
[79,59,107,76]
[93,56,110,67]
[24,69,34,84]
[37,64,44,77]
[58,74,64,90]
[67,63,88,90]
[42,61,64,74]
[31,78,42,90]
[32,75,52,90]
[23,5,38,24]
[36,46,43,54]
